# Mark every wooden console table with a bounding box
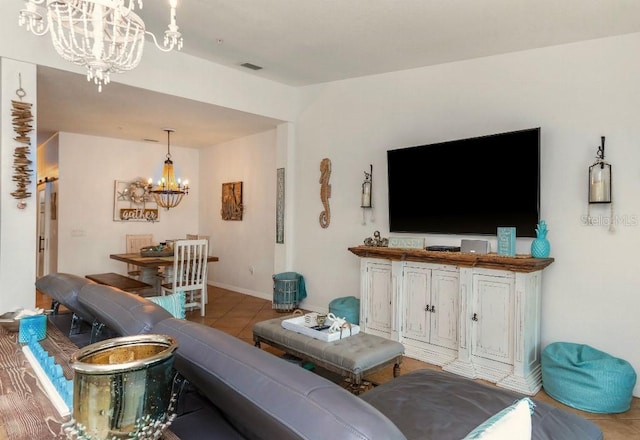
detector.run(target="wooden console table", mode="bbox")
[0,321,180,439]
[349,245,554,395]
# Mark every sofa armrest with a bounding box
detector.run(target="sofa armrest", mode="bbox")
[152,318,406,440]
[78,284,172,336]
[35,273,97,323]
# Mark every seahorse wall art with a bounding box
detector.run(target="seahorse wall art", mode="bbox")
[319,158,332,228]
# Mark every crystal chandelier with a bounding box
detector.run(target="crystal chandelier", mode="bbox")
[147,129,189,210]
[18,0,183,92]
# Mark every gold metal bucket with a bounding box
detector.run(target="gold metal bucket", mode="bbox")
[65,334,178,440]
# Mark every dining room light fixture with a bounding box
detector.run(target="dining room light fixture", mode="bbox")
[147,129,189,210]
[18,0,183,92]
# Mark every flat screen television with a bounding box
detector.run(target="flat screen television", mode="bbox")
[387,128,540,237]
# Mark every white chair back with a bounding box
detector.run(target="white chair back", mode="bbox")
[125,234,153,277]
[186,234,211,255]
[167,239,209,316]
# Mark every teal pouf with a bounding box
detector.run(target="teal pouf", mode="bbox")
[328,296,360,324]
[541,342,637,413]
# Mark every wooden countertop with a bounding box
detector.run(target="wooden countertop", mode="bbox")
[348,246,554,273]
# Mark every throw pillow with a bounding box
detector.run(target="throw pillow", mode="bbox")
[147,291,186,319]
[463,397,534,440]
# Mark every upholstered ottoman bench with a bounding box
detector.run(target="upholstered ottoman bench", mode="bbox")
[253,316,404,386]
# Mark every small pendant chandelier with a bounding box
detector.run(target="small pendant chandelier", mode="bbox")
[148,129,189,210]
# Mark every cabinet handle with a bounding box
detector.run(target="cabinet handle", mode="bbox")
[424,305,430,312]
[424,305,435,313]
[430,305,435,313]
[472,313,478,321]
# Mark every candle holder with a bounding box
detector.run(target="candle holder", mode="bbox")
[360,165,374,225]
[588,136,611,204]
[361,165,372,208]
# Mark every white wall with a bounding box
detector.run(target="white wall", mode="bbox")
[293,33,640,396]
[199,130,277,299]
[0,58,37,312]
[57,133,200,275]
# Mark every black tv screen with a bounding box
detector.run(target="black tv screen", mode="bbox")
[387,128,540,237]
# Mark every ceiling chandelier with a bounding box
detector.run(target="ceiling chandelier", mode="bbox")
[147,129,189,210]
[18,0,183,92]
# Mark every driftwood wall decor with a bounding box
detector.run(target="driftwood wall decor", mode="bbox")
[319,158,332,228]
[10,77,34,208]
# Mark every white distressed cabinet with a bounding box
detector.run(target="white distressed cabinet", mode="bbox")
[401,263,459,365]
[350,246,553,396]
[359,259,394,339]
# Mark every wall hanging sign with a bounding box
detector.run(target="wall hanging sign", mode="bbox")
[221,181,243,221]
[319,158,332,228]
[113,179,159,222]
[276,168,285,243]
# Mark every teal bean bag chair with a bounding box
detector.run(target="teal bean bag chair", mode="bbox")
[541,342,636,413]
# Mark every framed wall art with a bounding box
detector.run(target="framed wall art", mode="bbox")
[276,168,285,243]
[221,181,243,221]
[113,179,159,222]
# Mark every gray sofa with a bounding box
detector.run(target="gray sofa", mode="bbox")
[36,273,604,440]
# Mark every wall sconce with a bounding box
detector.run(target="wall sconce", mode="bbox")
[361,164,373,225]
[361,164,373,208]
[588,136,611,204]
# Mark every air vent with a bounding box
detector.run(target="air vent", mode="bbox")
[240,62,263,71]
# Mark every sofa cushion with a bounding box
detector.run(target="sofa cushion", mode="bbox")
[152,318,406,440]
[360,369,603,440]
[78,283,172,336]
[35,273,97,322]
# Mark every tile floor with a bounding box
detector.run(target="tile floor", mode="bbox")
[39,285,639,439]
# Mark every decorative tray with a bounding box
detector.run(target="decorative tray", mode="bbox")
[140,246,173,257]
[281,315,360,342]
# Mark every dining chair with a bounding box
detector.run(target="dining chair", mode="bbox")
[125,234,154,279]
[186,234,211,255]
[161,239,209,317]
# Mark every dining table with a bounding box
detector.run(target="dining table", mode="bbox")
[110,253,219,294]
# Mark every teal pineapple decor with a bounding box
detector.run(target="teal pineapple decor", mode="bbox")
[531,220,550,258]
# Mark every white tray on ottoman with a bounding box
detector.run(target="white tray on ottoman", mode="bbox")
[281,316,360,342]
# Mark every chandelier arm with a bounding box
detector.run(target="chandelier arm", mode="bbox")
[145,31,181,53]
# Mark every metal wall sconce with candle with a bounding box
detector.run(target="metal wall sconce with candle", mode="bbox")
[588,136,611,204]
[361,164,374,225]
[587,136,614,231]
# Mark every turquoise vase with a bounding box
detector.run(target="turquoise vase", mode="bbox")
[531,220,550,258]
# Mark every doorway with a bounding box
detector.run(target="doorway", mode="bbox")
[36,179,58,278]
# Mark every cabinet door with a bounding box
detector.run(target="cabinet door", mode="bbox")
[403,264,431,342]
[429,269,459,350]
[471,274,514,365]
[364,261,393,335]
